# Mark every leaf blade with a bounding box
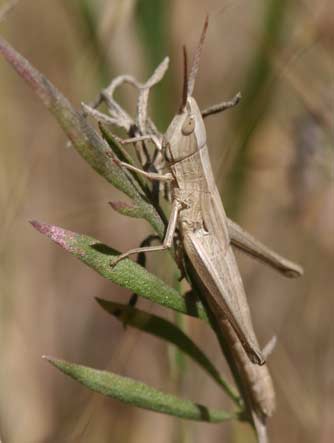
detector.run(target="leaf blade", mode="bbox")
[30,221,208,321]
[44,356,239,423]
[97,299,240,405]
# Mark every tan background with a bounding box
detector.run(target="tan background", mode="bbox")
[0,0,333,442]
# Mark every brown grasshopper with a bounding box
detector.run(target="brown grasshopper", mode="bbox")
[110,18,302,366]
[103,18,302,440]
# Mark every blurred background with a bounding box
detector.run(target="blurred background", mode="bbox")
[0,0,333,442]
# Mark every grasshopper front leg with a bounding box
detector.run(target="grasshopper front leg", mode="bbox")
[110,154,177,267]
[111,134,172,182]
[116,160,173,182]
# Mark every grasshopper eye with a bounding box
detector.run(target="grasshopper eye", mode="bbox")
[182,115,195,135]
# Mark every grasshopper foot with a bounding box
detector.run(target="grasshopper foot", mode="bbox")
[110,254,126,268]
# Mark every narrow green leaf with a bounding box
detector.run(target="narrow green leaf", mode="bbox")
[0,36,165,237]
[30,221,208,321]
[44,356,239,423]
[99,123,150,195]
[226,0,289,216]
[96,299,240,405]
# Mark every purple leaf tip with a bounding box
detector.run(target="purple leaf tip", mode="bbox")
[30,220,54,236]
[29,219,43,231]
[30,220,75,250]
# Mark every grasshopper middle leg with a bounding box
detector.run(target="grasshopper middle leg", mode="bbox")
[111,199,181,267]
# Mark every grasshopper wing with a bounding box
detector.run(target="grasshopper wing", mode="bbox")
[183,225,264,365]
[182,171,264,365]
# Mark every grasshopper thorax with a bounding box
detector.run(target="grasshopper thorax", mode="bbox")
[163,97,206,164]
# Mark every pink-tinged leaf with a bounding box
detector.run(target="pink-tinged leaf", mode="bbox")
[0,37,101,161]
[0,36,164,237]
[30,220,82,255]
[30,220,207,321]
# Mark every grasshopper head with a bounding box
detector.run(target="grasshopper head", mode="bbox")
[163,17,208,163]
[164,97,206,163]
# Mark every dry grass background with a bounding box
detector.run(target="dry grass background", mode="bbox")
[0,0,333,442]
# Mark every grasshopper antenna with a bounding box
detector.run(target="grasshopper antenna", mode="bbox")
[179,45,189,112]
[187,15,209,98]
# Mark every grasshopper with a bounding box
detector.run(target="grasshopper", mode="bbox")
[110,18,302,365]
[106,17,302,440]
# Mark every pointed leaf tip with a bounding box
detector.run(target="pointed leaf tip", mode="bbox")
[96,299,240,405]
[30,223,208,321]
[30,220,78,252]
[29,219,42,230]
[109,201,143,218]
[44,355,58,363]
[0,36,52,105]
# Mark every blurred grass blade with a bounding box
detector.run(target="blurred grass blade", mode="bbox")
[60,0,110,86]
[72,0,110,85]
[96,298,240,405]
[226,0,289,216]
[0,36,165,237]
[44,356,238,423]
[30,221,208,321]
[135,0,171,129]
